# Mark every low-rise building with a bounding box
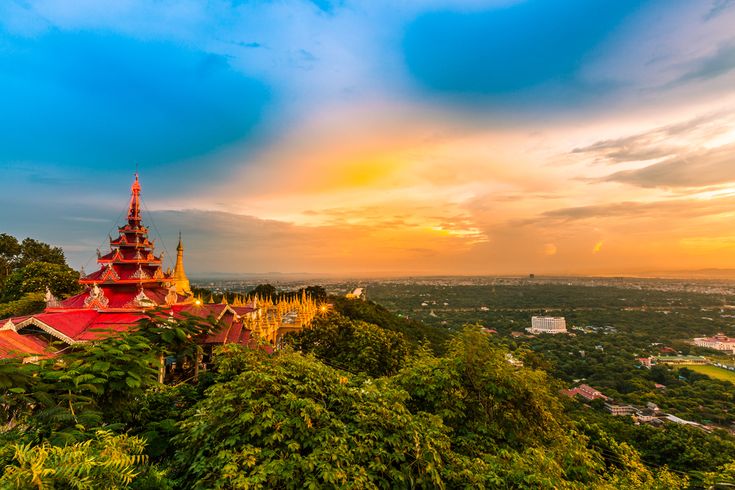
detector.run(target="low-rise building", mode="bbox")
[663,414,707,430]
[694,332,735,354]
[605,403,638,416]
[561,383,609,402]
[637,357,654,368]
[655,355,708,365]
[526,316,567,334]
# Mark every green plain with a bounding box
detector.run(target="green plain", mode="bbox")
[683,364,735,383]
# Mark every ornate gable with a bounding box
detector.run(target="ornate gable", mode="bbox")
[101,264,120,282]
[84,284,109,309]
[134,289,156,308]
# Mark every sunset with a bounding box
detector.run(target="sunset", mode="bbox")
[2,1,735,276]
[4,2,735,488]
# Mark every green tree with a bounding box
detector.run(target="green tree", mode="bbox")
[390,326,685,488]
[0,311,216,443]
[2,262,81,302]
[331,296,450,353]
[250,284,277,299]
[303,285,327,302]
[16,237,66,268]
[134,309,218,383]
[172,347,459,489]
[0,292,46,318]
[285,313,410,377]
[0,233,21,285]
[0,430,158,489]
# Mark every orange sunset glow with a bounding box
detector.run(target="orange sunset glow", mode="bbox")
[3,1,735,277]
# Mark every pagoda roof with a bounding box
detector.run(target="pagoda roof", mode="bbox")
[118,224,149,234]
[80,264,165,284]
[109,237,155,249]
[204,311,250,344]
[157,304,256,345]
[169,303,255,322]
[9,310,101,343]
[0,330,49,359]
[57,286,190,310]
[97,249,162,264]
[0,174,260,360]
[0,301,257,358]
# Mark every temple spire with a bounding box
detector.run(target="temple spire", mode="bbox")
[128,172,142,225]
[173,231,192,295]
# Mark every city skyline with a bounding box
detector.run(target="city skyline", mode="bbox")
[3,1,735,276]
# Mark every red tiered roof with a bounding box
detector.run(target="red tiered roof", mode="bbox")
[78,173,172,294]
[0,174,257,359]
[0,330,49,360]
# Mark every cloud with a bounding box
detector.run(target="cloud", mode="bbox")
[5,1,735,277]
[526,195,735,226]
[571,111,734,164]
[603,143,735,188]
[671,42,735,86]
[402,0,641,99]
[0,31,271,169]
[135,208,490,275]
[705,0,735,21]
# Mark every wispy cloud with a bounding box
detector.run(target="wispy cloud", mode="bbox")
[4,1,735,275]
[670,42,735,87]
[572,111,735,165]
[603,143,735,188]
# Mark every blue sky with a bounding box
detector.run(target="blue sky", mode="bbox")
[2,0,735,276]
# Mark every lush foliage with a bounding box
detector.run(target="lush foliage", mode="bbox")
[1,281,720,488]
[0,430,154,489]
[169,329,684,489]
[285,312,410,376]
[0,234,67,285]
[172,347,454,489]
[331,296,451,353]
[0,292,46,318]
[2,261,82,302]
[368,280,735,478]
[0,234,80,313]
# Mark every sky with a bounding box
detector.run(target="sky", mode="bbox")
[2,0,735,277]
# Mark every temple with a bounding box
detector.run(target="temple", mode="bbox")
[0,174,319,362]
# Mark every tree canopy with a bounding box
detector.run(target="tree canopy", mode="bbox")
[2,262,81,302]
[0,234,79,314]
[0,286,719,488]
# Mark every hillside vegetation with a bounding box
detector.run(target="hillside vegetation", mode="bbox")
[1,298,700,489]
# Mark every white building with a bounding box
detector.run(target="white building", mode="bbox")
[605,403,637,417]
[526,316,567,334]
[693,333,735,354]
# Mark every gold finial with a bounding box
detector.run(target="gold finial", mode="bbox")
[172,232,191,296]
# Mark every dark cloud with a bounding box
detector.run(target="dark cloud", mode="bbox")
[524,195,735,225]
[573,109,735,189]
[572,112,728,164]
[236,41,262,48]
[705,0,735,21]
[573,138,675,164]
[603,143,735,188]
[402,1,640,103]
[673,42,735,86]
[0,31,271,170]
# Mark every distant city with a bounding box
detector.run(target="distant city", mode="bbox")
[192,274,735,298]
